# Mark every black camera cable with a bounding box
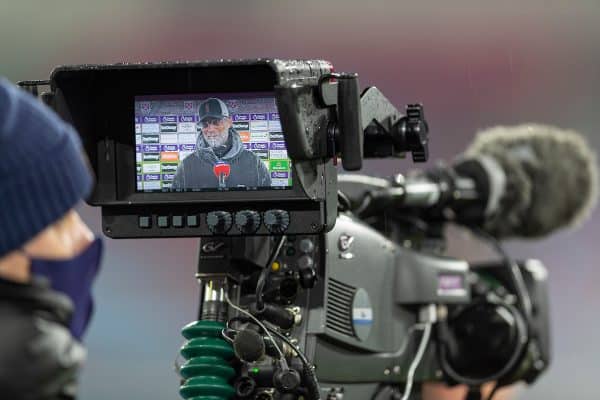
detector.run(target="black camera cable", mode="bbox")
[473,228,533,400]
[263,325,321,400]
[440,228,532,390]
[425,228,531,400]
[224,295,320,399]
[253,234,322,399]
[471,227,533,327]
[255,235,287,311]
[436,227,532,397]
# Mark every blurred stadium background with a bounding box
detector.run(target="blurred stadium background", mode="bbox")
[1,1,599,399]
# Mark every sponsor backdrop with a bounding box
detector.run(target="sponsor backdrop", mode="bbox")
[1,1,599,399]
[135,94,291,190]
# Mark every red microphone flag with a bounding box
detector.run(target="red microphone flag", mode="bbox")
[213,163,231,178]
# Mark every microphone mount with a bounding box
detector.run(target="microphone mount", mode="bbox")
[318,78,430,166]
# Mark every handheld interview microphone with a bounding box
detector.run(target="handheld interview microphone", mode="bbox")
[213,162,231,189]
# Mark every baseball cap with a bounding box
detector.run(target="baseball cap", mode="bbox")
[198,98,230,121]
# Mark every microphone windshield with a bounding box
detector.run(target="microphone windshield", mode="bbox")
[465,124,598,238]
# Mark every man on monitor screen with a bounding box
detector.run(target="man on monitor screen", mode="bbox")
[171,98,271,190]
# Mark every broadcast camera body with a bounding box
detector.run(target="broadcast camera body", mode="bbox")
[23,59,553,400]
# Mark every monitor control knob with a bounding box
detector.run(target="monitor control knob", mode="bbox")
[235,210,262,234]
[264,209,290,234]
[206,211,232,234]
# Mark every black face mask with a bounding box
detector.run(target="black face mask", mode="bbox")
[27,238,103,340]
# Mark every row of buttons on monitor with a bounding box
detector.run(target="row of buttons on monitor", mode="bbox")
[138,215,199,229]
[138,209,291,234]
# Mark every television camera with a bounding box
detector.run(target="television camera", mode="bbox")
[23,58,590,400]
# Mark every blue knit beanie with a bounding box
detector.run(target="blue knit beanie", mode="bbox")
[0,78,93,257]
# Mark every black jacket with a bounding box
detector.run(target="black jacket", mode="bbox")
[0,277,85,400]
[171,128,271,190]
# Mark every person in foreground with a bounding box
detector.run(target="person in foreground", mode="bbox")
[0,78,101,399]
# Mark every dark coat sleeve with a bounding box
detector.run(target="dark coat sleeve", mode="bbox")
[171,161,186,190]
[256,158,272,187]
[0,305,85,400]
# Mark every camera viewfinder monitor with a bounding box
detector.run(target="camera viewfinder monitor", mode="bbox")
[46,60,339,237]
[135,93,292,193]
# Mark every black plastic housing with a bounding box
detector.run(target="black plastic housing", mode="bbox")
[45,59,339,237]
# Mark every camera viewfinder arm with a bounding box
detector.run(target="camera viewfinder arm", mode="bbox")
[360,87,429,162]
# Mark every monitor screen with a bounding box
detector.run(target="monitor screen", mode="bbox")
[135,93,292,192]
